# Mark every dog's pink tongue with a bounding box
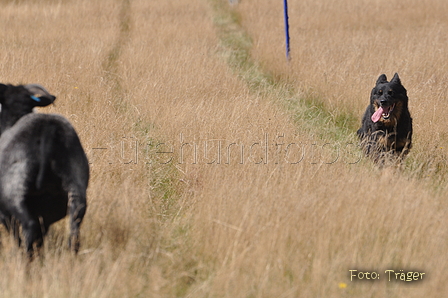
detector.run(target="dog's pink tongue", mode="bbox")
[371,107,383,123]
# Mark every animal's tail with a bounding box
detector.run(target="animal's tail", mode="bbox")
[36,125,57,189]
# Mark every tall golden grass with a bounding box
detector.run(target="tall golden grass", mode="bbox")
[0,0,447,297]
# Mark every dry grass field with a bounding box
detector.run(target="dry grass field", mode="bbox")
[0,0,447,297]
[239,0,448,173]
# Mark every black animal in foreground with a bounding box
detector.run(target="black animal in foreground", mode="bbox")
[357,73,413,162]
[0,84,89,257]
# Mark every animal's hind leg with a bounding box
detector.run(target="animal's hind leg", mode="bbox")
[11,217,22,247]
[19,211,43,259]
[68,191,87,253]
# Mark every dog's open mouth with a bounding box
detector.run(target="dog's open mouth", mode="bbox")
[371,103,395,123]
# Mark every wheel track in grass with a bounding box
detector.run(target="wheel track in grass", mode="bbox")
[102,0,131,111]
[101,0,183,222]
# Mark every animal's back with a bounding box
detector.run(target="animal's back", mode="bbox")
[0,113,89,224]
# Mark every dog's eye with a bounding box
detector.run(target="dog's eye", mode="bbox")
[388,89,393,95]
[378,89,383,95]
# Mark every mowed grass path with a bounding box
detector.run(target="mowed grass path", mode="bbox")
[0,0,447,297]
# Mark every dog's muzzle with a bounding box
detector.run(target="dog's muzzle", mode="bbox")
[371,102,395,122]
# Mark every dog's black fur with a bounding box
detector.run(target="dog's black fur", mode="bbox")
[357,73,412,162]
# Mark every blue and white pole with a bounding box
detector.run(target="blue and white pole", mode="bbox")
[283,0,291,61]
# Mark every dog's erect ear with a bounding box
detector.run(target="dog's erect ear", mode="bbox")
[24,84,56,107]
[390,73,402,85]
[376,74,388,85]
[391,73,407,97]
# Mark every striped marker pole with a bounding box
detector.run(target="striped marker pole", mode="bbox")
[283,0,291,61]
